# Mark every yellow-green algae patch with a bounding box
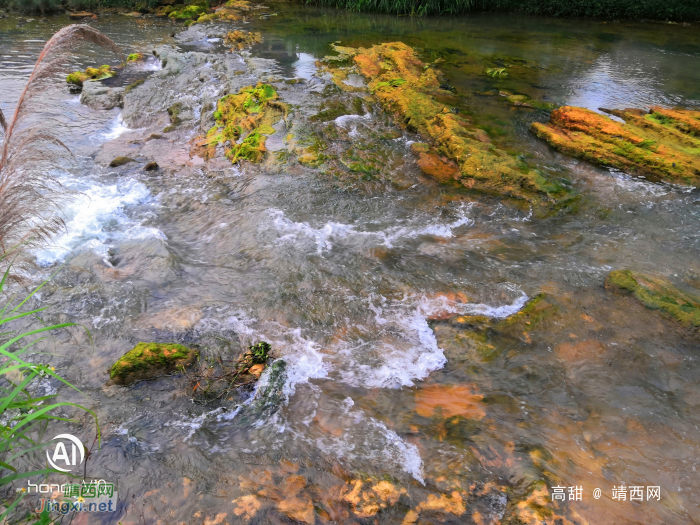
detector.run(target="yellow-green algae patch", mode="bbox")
[605,270,700,329]
[224,30,262,50]
[322,42,575,209]
[66,65,115,87]
[200,83,287,164]
[109,342,198,385]
[532,106,700,185]
[126,53,145,63]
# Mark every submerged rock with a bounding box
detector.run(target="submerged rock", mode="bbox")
[80,82,124,110]
[109,342,198,385]
[323,42,575,210]
[606,269,700,329]
[532,106,700,185]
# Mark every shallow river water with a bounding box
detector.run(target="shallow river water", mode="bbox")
[1,5,700,524]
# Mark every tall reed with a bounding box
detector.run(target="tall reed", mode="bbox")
[0,25,123,257]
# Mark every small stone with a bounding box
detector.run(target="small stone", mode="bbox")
[144,161,159,171]
[109,156,135,167]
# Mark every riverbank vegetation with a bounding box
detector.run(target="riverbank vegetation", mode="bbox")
[2,0,699,21]
[308,0,700,21]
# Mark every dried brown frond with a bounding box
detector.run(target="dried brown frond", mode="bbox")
[0,108,6,135]
[0,25,123,256]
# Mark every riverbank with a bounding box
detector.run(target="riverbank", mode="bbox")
[3,0,700,22]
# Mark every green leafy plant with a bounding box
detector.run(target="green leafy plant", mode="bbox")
[0,252,98,523]
[486,67,508,78]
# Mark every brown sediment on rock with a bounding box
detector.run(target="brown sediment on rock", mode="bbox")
[606,269,700,329]
[197,83,287,164]
[532,106,700,185]
[414,384,485,420]
[224,30,263,50]
[322,42,575,209]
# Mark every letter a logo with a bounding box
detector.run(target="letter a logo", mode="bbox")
[46,434,85,472]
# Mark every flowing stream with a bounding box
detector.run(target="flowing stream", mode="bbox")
[1,6,700,524]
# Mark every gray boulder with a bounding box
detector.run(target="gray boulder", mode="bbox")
[80,82,125,110]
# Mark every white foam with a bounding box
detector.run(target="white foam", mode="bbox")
[35,174,166,266]
[267,203,474,254]
[103,114,131,141]
[339,289,528,389]
[334,113,372,137]
[197,311,329,402]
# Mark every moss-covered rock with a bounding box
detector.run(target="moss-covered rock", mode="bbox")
[124,79,145,95]
[66,65,115,88]
[532,106,700,185]
[109,342,198,385]
[606,269,700,328]
[224,30,262,50]
[126,53,145,63]
[198,83,287,164]
[109,156,135,167]
[322,42,575,210]
[168,3,207,21]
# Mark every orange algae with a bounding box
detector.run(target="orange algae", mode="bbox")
[200,83,287,164]
[324,42,574,208]
[414,384,485,420]
[532,106,700,184]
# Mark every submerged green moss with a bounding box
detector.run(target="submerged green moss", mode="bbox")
[109,342,198,385]
[606,269,700,328]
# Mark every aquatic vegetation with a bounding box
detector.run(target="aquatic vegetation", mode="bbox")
[486,67,508,78]
[532,106,700,185]
[126,52,145,62]
[124,78,145,94]
[163,101,183,132]
[0,25,123,254]
[323,42,575,209]
[65,64,115,87]
[224,30,263,50]
[109,342,198,385]
[606,269,700,329]
[200,83,287,164]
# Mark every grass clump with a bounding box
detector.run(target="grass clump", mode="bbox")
[0,254,99,522]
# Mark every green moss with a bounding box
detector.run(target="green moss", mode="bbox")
[126,53,144,62]
[124,79,145,94]
[65,64,114,87]
[202,83,286,164]
[109,342,198,385]
[168,4,206,21]
[606,270,700,328]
